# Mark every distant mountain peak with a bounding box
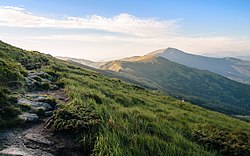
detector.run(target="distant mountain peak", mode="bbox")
[166,47,182,51]
[146,47,188,56]
[146,48,167,56]
[165,47,187,54]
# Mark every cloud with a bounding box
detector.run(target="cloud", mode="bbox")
[0,6,178,37]
[0,6,249,61]
[0,6,24,11]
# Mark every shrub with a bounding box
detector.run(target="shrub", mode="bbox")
[192,124,250,156]
[46,104,100,132]
[0,59,24,88]
[0,105,21,119]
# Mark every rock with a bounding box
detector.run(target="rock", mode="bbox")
[29,75,42,82]
[18,98,52,111]
[24,71,57,91]
[0,147,32,156]
[0,146,54,156]
[45,111,53,117]
[27,94,56,105]
[32,102,52,111]
[24,133,54,146]
[18,113,39,122]
[37,98,57,109]
[26,94,47,101]
[28,71,50,79]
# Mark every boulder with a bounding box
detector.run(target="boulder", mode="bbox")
[0,146,54,156]
[26,94,57,109]
[18,98,52,111]
[24,71,56,91]
[18,113,39,122]
[0,147,32,156]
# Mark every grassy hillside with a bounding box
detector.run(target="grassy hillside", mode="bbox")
[101,55,250,115]
[0,41,52,127]
[1,41,250,155]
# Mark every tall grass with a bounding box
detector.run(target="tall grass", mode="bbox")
[46,63,250,155]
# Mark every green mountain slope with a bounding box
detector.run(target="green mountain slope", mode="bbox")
[101,55,250,115]
[1,41,250,155]
[149,48,250,84]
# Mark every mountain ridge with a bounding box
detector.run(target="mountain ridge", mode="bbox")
[149,48,250,84]
[101,55,250,115]
[58,48,250,85]
[57,48,250,115]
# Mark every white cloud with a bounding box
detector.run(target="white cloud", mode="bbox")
[0,6,178,37]
[0,6,249,61]
[0,6,24,11]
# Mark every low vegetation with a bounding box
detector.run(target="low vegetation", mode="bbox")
[1,41,250,155]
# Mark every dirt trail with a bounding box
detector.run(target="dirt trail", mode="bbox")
[0,90,82,156]
[0,90,66,156]
[0,70,81,156]
[0,118,54,156]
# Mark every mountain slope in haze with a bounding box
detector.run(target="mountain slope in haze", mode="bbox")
[57,56,106,68]
[235,55,250,61]
[101,55,250,115]
[149,48,250,84]
[1,41,250,155]
[203,51,250,61]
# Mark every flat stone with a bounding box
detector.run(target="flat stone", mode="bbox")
[0,146,54,156]
[18,113,39,122]
[18,99,52,111]
[0,147,32,156]
[26,95,50,103]
[28,71,48,77]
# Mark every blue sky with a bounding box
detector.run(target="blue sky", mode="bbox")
[0,0,249,60]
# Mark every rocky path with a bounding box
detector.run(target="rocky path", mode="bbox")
[0,71,77,156]
[0,91,59,156]
[0,118,54,156]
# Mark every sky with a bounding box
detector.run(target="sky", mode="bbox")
[0,0,249,61]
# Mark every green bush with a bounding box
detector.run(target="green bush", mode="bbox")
[192,124,250,156]
[0,59,24,88]
[46,98,100,132]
